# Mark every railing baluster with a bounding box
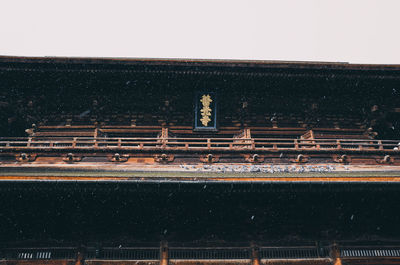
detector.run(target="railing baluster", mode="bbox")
[378,140,383,150]
[336,140,341,149]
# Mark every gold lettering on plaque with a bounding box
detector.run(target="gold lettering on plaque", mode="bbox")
[200,94,213,126]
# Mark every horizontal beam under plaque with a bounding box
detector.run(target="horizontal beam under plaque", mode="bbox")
[194,91,217,131]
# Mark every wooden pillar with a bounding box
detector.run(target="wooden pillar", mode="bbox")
[160,241,168,265]
[331,243,342,265]
[251,246,260,265]
[161,127,169,138]
[245,128,251,139]
[308,130,319,149]
[244,128,252,149]
[74,248,84,265]
[161,127,168,148]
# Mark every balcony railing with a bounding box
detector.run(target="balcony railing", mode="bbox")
[0,137,399,152]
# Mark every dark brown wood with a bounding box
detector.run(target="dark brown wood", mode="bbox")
[1,56,400,263]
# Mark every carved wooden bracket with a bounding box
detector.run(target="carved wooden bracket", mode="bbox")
[244,154,264,163]
[377,155,394,164]
[290,154,308,163]
[16,153,37,162]
[154,153,174,163]
[333,154,351,164]
[108,153,129,162]
[200,154,220,163]
[62,153,82,163]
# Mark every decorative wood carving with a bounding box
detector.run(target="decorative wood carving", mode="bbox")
[200,154,220,163]
[377,155,394,164]
[333,154,351,164]
[62,153,82,163]
[154,154,174,163]
[290,154,308,163]
[108,153,129,162]
[16,153,37,162]
[244,154,264,163]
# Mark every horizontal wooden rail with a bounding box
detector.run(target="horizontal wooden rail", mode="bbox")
[0,137,399,152]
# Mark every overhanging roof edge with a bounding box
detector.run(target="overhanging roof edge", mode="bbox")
[0,55,400,72]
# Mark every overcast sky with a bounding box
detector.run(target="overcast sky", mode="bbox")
[0,0,399,64]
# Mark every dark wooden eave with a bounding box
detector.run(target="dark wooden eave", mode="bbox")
[0,56,400,79]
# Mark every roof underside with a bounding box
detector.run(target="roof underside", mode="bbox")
[1,55,400,72]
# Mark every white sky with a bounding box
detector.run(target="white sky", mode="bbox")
[0,0,399,64]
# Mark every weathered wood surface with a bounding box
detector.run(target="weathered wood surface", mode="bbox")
[1,137,399,153]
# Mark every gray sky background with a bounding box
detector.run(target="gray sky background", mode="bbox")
[1,0,399,64]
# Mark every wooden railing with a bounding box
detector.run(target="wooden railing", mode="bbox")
[0,137,399,152]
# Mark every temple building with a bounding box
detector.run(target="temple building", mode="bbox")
[0,56,400,265]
